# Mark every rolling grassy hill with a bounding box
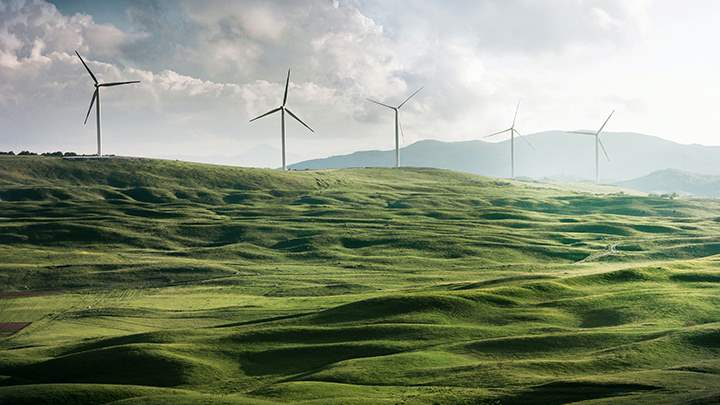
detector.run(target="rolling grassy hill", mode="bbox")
[1,156,720,404]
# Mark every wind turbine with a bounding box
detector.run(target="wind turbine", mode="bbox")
[75,51,140,157]
[367,87,423,168]
[249,69,314,170]
[485,101,534,178]
[567,110,614,184]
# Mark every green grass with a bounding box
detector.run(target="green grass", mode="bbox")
[1,156,720,404]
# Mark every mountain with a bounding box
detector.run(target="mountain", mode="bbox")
[618,169,720,197]
[290,131,720,181]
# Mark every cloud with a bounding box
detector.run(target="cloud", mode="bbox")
[8,0,710,167]
[0,0,146,67]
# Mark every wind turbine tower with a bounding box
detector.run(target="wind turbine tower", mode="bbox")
[249,69,314,170]
[75,51,140,156]
[486,101,534,178]
[567,110,614,184]
[367,87,423,168]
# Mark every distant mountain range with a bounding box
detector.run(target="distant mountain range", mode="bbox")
[617,169,720,197]
[290,131,720,182]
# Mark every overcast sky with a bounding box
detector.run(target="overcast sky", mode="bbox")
[1,0,720,166]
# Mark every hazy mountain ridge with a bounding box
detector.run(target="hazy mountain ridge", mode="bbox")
[290,131,720,181]
[618,169,720,197]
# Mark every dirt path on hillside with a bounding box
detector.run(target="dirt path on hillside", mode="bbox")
[576,242,620,264]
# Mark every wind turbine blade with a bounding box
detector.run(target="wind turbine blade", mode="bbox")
[566,130,595,136]
[75,50,98,84]
[599,138,611,161]
[596,110,615,136]
[397,87,423,109]
[84,89,97,125]
[485,128,511,138]
[512,100,520,128]
[399,118,405,144]
[249,107,282,123]
[99,81,141,87]
[285,108,314,133]
[282,69,290,107]
[367,98,395,110]
[514,129,535,150]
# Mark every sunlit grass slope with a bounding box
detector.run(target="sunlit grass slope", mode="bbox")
[1,156,720,404]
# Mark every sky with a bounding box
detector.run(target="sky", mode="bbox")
[1,0,720,167]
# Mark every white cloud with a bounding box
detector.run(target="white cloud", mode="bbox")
[3,0,720,167]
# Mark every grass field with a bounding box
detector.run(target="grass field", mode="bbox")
[1,156,719,404]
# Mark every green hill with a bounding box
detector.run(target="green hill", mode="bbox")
[1,156,720,404]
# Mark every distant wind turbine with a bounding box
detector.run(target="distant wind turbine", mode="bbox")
[485,101,534,178]
[367,87,423,168]
[75,51,140,157]
[567,110,614,184]
[249,69,314,171]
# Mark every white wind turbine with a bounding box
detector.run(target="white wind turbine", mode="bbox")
[486,101,534,178]
[567,110,614,184]
[249,69,314,170]
[367,87,423,168]
[76,51,140,157]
